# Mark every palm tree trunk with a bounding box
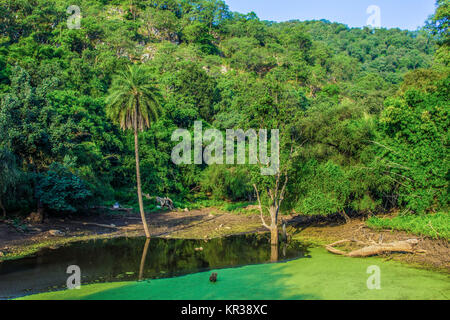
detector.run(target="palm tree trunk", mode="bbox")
[134,123,150,238]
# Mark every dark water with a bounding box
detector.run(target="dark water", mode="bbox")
[0,234,308,299]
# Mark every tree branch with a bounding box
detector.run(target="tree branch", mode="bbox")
[253,184,271,230]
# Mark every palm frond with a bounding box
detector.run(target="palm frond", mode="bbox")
[106,64,163,132]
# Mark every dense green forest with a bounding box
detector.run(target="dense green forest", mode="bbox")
[0,0,448,220]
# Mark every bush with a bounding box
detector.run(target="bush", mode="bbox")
[200,165,253,201]
[37,163,92,213]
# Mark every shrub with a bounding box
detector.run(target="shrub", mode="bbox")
[37,163,92,213]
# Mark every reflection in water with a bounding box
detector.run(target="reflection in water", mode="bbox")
[271,244,278,262]
[270,239,290,262]
[139,239,150,281]
[0,233,308,299]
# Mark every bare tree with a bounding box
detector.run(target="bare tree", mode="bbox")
[253,172,288,247]
[253,145,293,247]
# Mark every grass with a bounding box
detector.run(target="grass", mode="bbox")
[219,202,258,215]
[174,198,225,210]
[18,247,450,300]
[367,212,450,240]
[173,198,257,214]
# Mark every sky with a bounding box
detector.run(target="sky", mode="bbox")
[225,0,437,31]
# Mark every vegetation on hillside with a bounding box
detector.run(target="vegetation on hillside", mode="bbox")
[0,0,448,225]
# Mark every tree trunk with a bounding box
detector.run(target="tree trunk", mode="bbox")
[134,123,150,238]
[271,224,279,247]
[340,210,351,224]
[270,205,279,246]
[270,215,279,262]
[0,198,6,218]
[37,206,45,223]
[253,183,286,260]
[271,240,279,262]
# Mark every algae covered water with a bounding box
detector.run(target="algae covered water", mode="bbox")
[2,234,449,300]
[0,233,308,299]
[20,247,450,300]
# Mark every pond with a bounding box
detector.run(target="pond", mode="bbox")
[0,233,308,299]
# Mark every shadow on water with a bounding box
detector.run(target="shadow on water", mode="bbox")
[0,233,308,299]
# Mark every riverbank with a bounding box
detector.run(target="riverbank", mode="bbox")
[1,208,449,272]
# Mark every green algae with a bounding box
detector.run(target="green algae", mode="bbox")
[19,248,450,300]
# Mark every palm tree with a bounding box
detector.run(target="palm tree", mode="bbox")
[106,65,162,238]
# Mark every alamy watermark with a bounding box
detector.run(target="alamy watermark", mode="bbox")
[66,265,81,289]
[67,5,81,30]
[366,265,381,290]
[171,121,280,176]
[65,5,381,33]
[65,5,380,31]
[366,5,381,29]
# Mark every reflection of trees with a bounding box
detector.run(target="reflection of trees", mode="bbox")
[137,234,307,280]
[32,234,307,283]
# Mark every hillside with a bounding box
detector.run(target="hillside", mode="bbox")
[0,0,448,220]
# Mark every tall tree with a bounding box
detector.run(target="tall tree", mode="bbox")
[248,79,303,248]
[106,65,163,238]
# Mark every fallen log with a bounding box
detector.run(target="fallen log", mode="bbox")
[71,221,118,229]
[325,239,425,257]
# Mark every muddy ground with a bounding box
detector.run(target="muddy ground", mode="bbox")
[0,208,448,272]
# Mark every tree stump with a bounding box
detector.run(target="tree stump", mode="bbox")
[156,196,175,210]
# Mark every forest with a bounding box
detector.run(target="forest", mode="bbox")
[0,0,448,238]
[0,0,449,303]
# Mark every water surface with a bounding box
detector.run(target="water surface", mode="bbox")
[19,247,450,300]
[0,233,308,299]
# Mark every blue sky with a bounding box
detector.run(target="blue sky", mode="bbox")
[225,0,437,30]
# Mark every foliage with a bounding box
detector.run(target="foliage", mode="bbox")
[367,212,450,240]
[36,162,92,213]
[376,77,449,213]
[427,0,450,47]
[200,165,252,201]
[0,148,20,195]
[106,65,162,132]
[0,0,447,219]
[0,148,21,215]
